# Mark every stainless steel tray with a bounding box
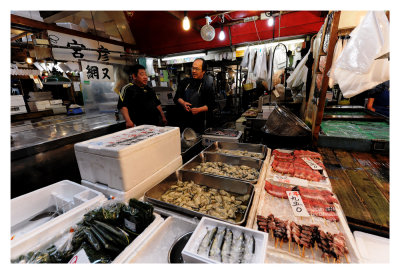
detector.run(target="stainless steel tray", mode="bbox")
[180,152,263,184]
[203,141,267,160]
[144,170,255,225]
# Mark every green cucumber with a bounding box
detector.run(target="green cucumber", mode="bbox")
[93,220,130,246]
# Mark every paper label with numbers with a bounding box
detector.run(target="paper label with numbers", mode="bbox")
[68,248,91,264]
[302,157,323,170]
[273,174,308,187]
[286,191,310,217]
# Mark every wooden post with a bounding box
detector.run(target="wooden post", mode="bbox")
[312,11,341,147]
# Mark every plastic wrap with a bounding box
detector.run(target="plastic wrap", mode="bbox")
[328,38,344,88]
[331,11,390,98]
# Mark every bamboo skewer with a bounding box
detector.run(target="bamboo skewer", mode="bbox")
[327,256,330,263]
[333,258,336,263]
[311,245,315,260]
[334,221,339,230]
[288,238,291,252]
[302,246,305,257]
[275,237,278,248]
[280,238,284,248]
[344,253,349,263]
[298,243,301,256]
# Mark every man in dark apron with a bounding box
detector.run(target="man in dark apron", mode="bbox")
[174,58,215,133]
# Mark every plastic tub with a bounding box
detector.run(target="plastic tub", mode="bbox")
[11,180,105,245]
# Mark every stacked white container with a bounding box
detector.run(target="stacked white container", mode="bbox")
[75,125,182,202]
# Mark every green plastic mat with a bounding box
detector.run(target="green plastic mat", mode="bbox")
[324,111,367,116]
[321,120,389,140]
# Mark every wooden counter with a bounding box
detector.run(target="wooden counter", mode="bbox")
[318,148,389,237]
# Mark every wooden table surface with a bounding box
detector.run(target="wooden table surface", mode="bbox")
[318,148,389,237]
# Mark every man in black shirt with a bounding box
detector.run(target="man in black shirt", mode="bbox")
[118,64,167,128]
[173,58,214,133]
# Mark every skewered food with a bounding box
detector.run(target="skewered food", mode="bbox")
[160,180,250,222]
[192,161,259,181]
[257,214,349,262]
[216,148,263,159]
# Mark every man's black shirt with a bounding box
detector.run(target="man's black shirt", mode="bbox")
[117,84,161,126]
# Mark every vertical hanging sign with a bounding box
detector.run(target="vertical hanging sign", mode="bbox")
[81,61,114,82]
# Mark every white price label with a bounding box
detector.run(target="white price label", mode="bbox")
[68,248,91,264]
[273,174,308,187]
[302,157,323,170]
[286,191,310,217]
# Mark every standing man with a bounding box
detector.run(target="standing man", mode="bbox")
[118,64,167,128]
[173,58,214,133]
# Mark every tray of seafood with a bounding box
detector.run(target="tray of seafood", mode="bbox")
[180,152,263,184]
[266,149,332,190]
[203,141,268,160]
[253,180,361,263]
[182,217,268,263]
[144,170,254,225]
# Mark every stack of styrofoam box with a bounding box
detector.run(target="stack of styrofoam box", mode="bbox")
[27,92,54,112]
[11,95,27,115]
[46,99,66,114]
[10,180,165,264]
[75,125,182,203]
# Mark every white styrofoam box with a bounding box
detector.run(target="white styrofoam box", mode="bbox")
[11,11,43,22]
[182,217,268,264]
[81,155,182,203]
[50,99,63,105]
[123,216,198,263]
[11,95,25,106]
[353,231,389,263]
[75,125,180,191]
[48,106,67,114]
[11,180,105,246]
[202,131,242,147]
[11,209,164,264]
[11,105,27,115]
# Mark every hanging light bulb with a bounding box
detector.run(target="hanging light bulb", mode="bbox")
[268,17,274,27]
[219,25,225,41]
[182,11,190,31]
[26,56,33,64]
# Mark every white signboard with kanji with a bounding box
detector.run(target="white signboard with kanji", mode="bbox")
[81,61,114,82]
[47,30,127,65]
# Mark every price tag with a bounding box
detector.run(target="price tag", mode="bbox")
[273,174,308,187]
[286,191,310,217]
[68,248,91,264]
[302,157,323,170]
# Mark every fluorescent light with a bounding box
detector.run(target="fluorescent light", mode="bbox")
[161,53,206,61]
[183,15,190,31]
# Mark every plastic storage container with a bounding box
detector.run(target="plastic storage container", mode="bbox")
[11,209,164,264]
[202,128,242,146]
[353,231,389,263]
[81,155,182,203]
[11,180,105,246]
[122,216,198,263]
[74,125,181,191]
[182,217,268,263]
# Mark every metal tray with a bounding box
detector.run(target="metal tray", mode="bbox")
[180,152,263,184]
[144,170,255,225]
[203,141,267,160]
[203,128,240,137]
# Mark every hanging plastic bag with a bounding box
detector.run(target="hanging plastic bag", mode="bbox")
[248,48,257,74]
[328,38,344,88]
[240,47,250,67]
[287,49,311,90]
[331,11,389,98]
[145,58,155,76]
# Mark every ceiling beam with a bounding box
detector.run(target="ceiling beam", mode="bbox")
[11,31,31,41]
[43,11,80,23]
[11,14,138,50]
[193,11,231,20]
[165,11,201,32]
